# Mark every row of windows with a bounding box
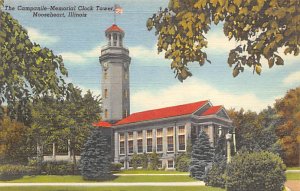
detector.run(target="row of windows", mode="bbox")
[108,33,123,46]
[123,159,175,169]
[119,126,186,155]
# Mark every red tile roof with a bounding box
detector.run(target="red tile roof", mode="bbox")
[92,121,112,128]
[115,100,208,125]
[201,105,222,116]
[105,24,124,33]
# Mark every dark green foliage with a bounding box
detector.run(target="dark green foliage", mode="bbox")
[111,163,123,172]
[228,108,281,155]
[0,165,36,180]
[41,161,78,175]
[226,151,286,191]
[190,131,214,180]
[80,129,112,180]
[175,153,190,172]
[205,156,226,188]
[0,11,68,121]
[141,153,148,169]
[148,152,160,170]
[131,153,141,170]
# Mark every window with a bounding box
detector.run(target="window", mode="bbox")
[178,126,186,151]
[147,130,152,152]
[119,133,125,155]
[137,131,143,153]
[104,89,108,98]
[167,127,174,152]
[125,72,128,79]
[167,160,174,168]
[104,109,108,118]
[128,132,133,154]
[167,136,174,152]
[104,71,108,80]
[156,129,163,152]
[124,109,128,118]
[124,89,128,98]
[137,139,143,153]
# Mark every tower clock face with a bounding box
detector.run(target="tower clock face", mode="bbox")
[103,62,108,70]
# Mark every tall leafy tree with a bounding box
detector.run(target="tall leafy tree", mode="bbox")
[30,87,102,166]
[0,9,68,120]
[275,87,300,166]
[190,131,214,180]
[147,0,299,81]
[228,108,281,154]
[80,129,112,180]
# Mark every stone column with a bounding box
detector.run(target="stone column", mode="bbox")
[68,139,71,158]
[163,128,167,156]
[143,130,146,153]
[124,132,128,169]
[152,129,156,152]
[52,143,56,159]
[208,124,214,146]
[133,131,137,153]
[110,33,114,46]
[117,34,120,47]
[114,132,119,162]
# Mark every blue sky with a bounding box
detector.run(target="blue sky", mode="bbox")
[3,0,300,113]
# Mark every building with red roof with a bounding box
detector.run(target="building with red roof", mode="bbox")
[94,24,232,170]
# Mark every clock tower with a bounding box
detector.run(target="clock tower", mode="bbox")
[99,24,131,123]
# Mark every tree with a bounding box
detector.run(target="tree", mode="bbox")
[0,9,68,120]
[227,108,281,154]
[175,153,190,172]
[190,131,214,180]
[80,129,112,180]
[275,87,300,166]
[30,87,101,168]
[0,112,30,164]
[226,151,286,191]
[147,0,299,81]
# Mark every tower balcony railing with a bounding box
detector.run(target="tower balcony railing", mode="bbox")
[101,45,129,56]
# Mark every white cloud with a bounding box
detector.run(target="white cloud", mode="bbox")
[27,27,59,45]
[131,78,275,113]
[283,71,300,85]
[205,33,237,55]
[60,45,103,64]
[129,45,164,60]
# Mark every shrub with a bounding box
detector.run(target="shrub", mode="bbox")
[148,152,159,170]
[131,153,141,170]
[141,153,148,169]
[80,129,112,180]
[175,153,190,172]
[205,156,226,188]
[41,161,77,175]
[111,162,123,172]
[226,151,286,191]
[0,165,36,180]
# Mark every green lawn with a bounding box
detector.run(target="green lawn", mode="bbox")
[0,186,225,191]
[287,167,300,170]
[116,170,188,174]
[0,175,196,183]
[286,173,300,180]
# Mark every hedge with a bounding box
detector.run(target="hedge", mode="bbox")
[0,165,36,180]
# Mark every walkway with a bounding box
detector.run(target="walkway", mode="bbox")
[113,173,189,176]
[0,182,205,187]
